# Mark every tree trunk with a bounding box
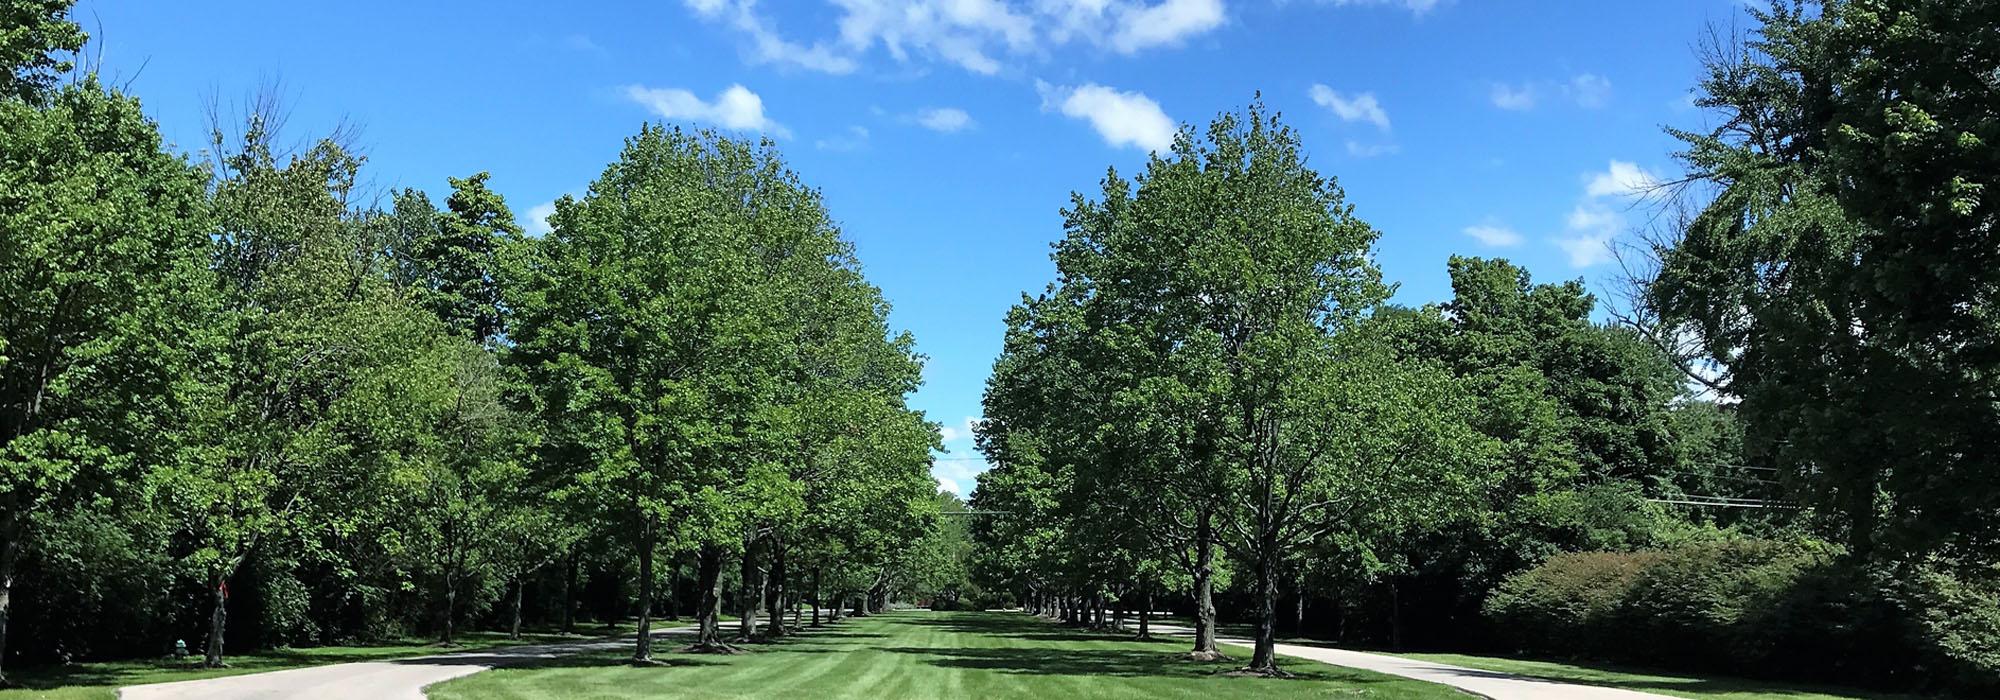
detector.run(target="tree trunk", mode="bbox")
[633,522,655,662]
[561,553,577,634]
[665,565,680,621]
[509,578,524,640]
[1294,584,1306,637]
[1137,588,1152,639]
[811,569,822,627]
[1190,510,1220,659]
[691,544,729,651]
[0,530,15,685]
[1389,578,1404,651]
[204,574,229,667]
[765,539,788,638]
[441,580,458,645]
[1247,538,1280,674]
[736,539,760,641]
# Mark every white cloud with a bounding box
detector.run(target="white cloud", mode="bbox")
[815,125,870,151]
[1309,85,1390,130]
[1039,81,1176,153]
[1492,74,1612,111]
[1464,222,1522,247]
[1568,73,1612,108]
[938,423,963,443]
[936,475,962,495]
[1549,159,1665,268]
[687,0,858,74]
[1584,160,1662,199]
[1110,0,1226,54]
[1324,0,1442,15]
[682,0,1231,77]
[1556,230,1615,268]
[1566,203,1619,232]
[1345,140,1398,158]
[622,84,789,137]
[1559,202,1619,267]
[914,107,974,132]
[524,200,558,237]
[1490,82,1536,111]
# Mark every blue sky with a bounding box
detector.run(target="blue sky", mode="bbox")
[83,0,1748,496]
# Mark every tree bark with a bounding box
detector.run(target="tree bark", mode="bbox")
[1389,577,1404,651]
[441,580,457,645]
[764,538,788,638]
[561,553,576,634]
[0,529,16,686]
[1294,584,1306,636]
[665,564,679,621]
[691,543,729,651]
[509,578,524,640]
[1247,536,1280,674]
[1190,510,1220,659]
[736,538,760,641]
[1137,588,1152,639]
[633,521,655,662]
[204,574,229,667]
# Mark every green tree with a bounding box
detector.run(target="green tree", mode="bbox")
[0,77,211,684]
[1643,0,2000,562]
[0,0,85,104]
[168,117,455,667]
[508,125,917,660]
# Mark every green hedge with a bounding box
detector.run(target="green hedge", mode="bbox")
[1485,540,2000,695]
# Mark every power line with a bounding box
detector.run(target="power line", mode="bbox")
[1647,495,1798,509]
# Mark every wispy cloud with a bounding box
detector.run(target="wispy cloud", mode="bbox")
[1464,221,1523,247]
[1309,85,1391,130]
[1556,160,1663,267]
[1490,73,1612,111]
[914,107,975,133]
[1584,159,1662,198]
[815,125,870,152]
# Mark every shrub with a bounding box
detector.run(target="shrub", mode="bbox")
[1610,538,1818,669]
[1484,550,1661,656]
[1484,541,2000,696]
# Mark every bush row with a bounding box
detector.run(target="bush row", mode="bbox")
[1485,539,2000,695]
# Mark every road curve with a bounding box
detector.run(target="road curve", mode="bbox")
[119,625,695,700]
[1145,621,1676,700]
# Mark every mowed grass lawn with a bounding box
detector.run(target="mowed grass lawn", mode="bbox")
[1393,652,1927,700]
[0,626,639,700]
[429,611,1469,700]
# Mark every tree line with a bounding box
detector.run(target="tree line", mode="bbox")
[0,0,957,683]
[968,0,2000,692]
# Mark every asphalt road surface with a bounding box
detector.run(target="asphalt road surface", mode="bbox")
[1147,621,1678,700]
[120,624,696,700]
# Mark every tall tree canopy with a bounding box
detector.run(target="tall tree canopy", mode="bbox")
[1643,0,2000,563]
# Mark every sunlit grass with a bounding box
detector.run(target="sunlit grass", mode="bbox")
[429,610,1468,700]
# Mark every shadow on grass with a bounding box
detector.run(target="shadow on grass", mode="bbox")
[468,651,729,672]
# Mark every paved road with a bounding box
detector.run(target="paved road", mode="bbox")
[1147,621,1676,700]
[120,625,696,700]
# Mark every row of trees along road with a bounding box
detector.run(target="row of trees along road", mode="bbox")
[969,102,1720,675]
[972,0,2000,689]
[0,0,952,683]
